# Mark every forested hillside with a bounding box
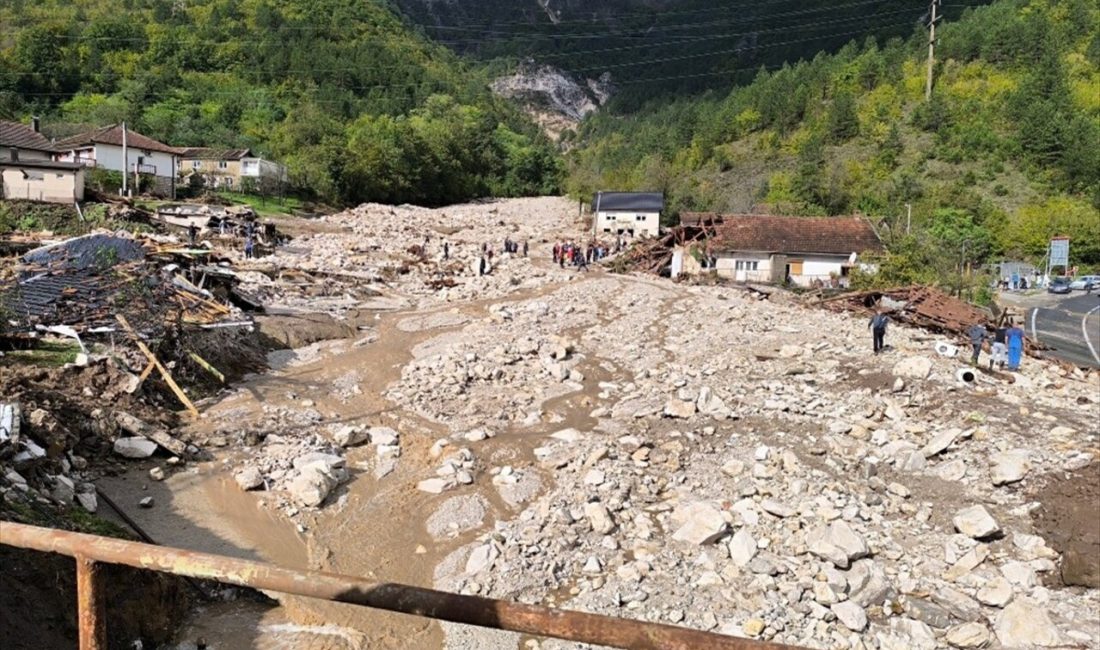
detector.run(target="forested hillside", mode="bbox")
[393,0,982,109]
[566,0,1100,275]
[0,0,562,206]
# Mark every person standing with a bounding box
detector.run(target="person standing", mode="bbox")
[990,325,1008,370]
[869,308,889,354]
[478,256,486,276]
[244,233,254,260]
[523,240,528,257]
[443,241,450,260]
[1006,321,1025,370]
[968,323,988,366]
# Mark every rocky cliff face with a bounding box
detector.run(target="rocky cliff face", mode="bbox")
[490,65,613,138]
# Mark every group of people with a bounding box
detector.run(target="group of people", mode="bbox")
[552,241,615,270]
[870,307,1026,371]
[502,237,528,257]
[969,321,1026,371]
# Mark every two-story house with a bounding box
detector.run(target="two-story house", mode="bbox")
[178,148,287,190]
[53,124,180,198]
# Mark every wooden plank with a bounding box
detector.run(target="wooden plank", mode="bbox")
[187,351,225,383]
[115,315,199,418]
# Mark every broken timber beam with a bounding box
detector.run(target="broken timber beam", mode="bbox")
[115,315,199,418]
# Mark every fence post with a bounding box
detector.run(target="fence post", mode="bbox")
[76,556,107,650]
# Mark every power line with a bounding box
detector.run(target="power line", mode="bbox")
[0,8,924,80]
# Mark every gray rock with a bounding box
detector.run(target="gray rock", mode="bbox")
[465,543,499,575]
[728,529,757,567]
[417,477,454,494]
[234,467,265,491]
[808,520,869,569]
[369,427,400,446]
[139,496,154,508]
[922,428,962,457]
[976,577,1013,607]
[52,475,75,505]
[760,499,795,518]
[994,600,1062,647]
[113,437,157,459]
[670,502,728,545]
[148,467,166,481]
[76,491,97,513]
[953,505,1000,539]
[905,597,955,629]
[932,586,982,621]
[882,618,937,650]
[584,502,616,535]
[936,459,968,482]
[847,559,891,607]
[945,622,993,648]
[989,450,1031,486]
[664,398,696,419]
[832,601,868,631]
[333,425,368,447]
[288,461,346,507]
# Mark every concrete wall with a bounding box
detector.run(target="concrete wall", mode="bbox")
[712,252,853,286]
[2,166,84,203]
[595,210,660,238]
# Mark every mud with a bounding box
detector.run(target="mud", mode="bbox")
[1031,462,1100,588]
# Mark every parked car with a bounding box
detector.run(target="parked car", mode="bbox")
[1068,275,1100,291]
[1048,276,1072,294]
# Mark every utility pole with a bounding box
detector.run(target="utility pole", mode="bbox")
[925,0,940,101]
[121,122,128,196]
[905,203,912,235]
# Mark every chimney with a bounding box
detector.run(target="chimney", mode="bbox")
[31,116,40,133]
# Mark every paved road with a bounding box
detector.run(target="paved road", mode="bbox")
[1029,293,1100,368]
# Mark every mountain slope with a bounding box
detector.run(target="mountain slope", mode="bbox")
[564,0,1100,272]
[0,0,562,206]
[392,0,987,108]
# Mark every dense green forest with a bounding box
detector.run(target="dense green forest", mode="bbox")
[0,0,563,206]
[565,0,1100,274]
[393,0,981,109]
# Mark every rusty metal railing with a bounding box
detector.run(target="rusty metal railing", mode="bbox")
[0,522,804,650]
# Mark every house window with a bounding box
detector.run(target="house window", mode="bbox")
[225,177,233,186]
[192,161,202,169]
[607,214,616,221]
[735,260,759,271]
[635,215,646,221]
[219,161,228,169]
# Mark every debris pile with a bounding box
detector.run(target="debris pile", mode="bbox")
[817,286,991,335]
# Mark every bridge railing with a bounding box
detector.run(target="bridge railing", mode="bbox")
[0,521,803,650]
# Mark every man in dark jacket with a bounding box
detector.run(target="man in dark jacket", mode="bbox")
[869,309,889,354]
[968,323,988,366]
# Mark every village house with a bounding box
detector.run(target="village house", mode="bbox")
[53,124,180,198]
[0,118,54,162]
[1,159,86,204]
[675,213,884,287]
[0,119,85,204]
[178,147,287,190]
[592,191,664,239]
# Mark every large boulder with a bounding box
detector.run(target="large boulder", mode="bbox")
[989,450,1031,486]
[670,502,728,545]
[113,437,157,459]
[994,600,1062,647]
[953,505,1001,539]
[286,461,347,507]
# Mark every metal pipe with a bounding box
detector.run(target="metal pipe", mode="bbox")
[76,556,107,650]
[1,522,802,650]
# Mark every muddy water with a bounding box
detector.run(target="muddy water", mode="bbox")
[133,267,682,649]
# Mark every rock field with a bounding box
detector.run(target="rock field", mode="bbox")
[12,196,1093,650]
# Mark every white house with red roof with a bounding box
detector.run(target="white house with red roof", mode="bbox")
[53,124,181,197]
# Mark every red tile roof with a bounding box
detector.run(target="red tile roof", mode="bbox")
[176,147,251,160]
[685,213,885,255]
[53,124,181,155]
[0,120,55,152]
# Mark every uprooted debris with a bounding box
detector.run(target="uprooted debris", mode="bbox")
[816,285,990,334]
